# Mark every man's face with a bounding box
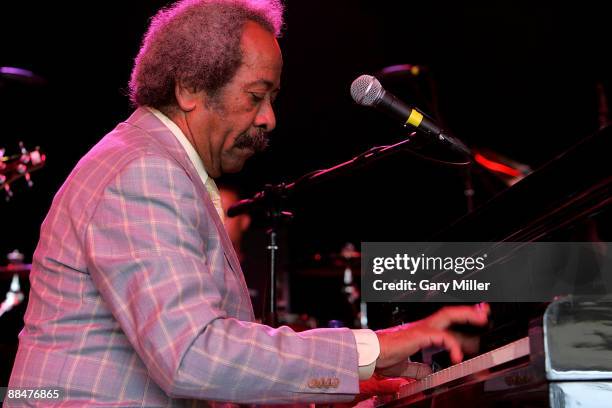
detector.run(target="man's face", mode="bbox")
[184,21,282,178]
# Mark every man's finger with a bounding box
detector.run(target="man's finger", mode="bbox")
[449,331,481,355]
[421,330,464,364]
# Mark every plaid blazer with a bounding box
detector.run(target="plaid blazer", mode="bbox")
[7,108,359,407]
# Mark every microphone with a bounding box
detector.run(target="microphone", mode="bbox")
[350,74,471,156]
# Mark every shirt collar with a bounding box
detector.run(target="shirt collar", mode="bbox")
[147,107,225,221]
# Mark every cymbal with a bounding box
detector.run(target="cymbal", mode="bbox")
[0,67,47,87]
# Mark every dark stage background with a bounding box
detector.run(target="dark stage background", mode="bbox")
[1,0,610,358]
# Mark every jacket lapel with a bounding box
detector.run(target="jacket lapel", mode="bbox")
[124,108,244,276]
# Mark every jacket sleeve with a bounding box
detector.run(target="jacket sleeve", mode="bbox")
[84,154,360,404]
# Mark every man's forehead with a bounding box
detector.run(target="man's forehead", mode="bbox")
[240,23,282,62]
[234,22,282,90]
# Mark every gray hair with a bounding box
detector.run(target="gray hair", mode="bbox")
[128,0,283,113]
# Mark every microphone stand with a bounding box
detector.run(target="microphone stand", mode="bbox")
[229,135,423,327]
[258,183,292,327]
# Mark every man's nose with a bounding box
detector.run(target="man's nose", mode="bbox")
[254,99,276,132]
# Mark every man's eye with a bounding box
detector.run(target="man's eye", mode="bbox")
[250,93,265,102]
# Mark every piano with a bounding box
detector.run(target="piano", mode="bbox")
[368,125,612,407]
[371,296,612,408]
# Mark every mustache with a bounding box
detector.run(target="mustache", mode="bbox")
[233,129,269,153]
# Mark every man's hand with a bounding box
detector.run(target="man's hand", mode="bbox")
[375,303,490,369]
[358,374,412,399]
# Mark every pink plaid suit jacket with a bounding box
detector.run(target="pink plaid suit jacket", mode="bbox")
[7,108,359,407]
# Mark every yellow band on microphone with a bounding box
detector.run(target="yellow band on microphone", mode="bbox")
[406,109,423,128]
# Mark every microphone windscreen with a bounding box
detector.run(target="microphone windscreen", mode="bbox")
[350,74,382,106]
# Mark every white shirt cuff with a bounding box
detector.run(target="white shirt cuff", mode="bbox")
[351,329,380,380]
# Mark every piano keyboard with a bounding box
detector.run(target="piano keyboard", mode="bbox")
[395,336,530,399]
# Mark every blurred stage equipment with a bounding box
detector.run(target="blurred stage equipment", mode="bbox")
[289,243,364,328]
[376,63,427,78]
[0,142,46,200]
[0,250,28,318]
[1,68,47,199]
[472,148,532,186]
[0,66,46,87]
[0,249,30,386]
[338,243,366,328]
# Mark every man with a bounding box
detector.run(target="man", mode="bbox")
[7,0,488,406]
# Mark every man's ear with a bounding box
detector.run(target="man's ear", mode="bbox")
[174,81,202,112]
